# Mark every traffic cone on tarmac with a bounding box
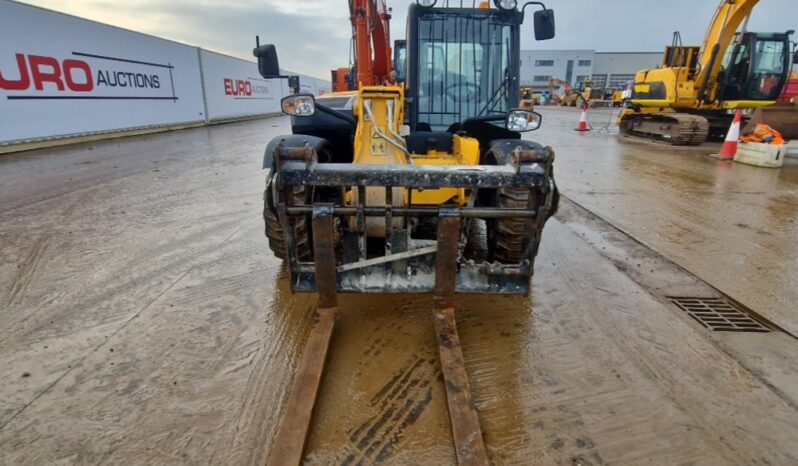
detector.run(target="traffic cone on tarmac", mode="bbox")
[716,110,742,160]
[574,104,590,132]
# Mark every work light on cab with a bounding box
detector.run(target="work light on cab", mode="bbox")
[416,0,437,7]
[494,0,518,10]
[281,94,316,117]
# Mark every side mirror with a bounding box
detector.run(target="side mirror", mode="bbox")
[793,50,798,65]
[281,94,316,117]
[253,44,280,78]
[507,109,542,132]
[533,9,555,41]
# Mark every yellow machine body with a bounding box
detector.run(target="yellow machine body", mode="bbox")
[347,85,481,236]
[629,66,777,112]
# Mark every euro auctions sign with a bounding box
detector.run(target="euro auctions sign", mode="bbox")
[0,51,178,100]
[0,0,205,144]
[200,49,283,120]
[223,77,273,99]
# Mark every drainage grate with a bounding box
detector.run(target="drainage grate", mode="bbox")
[668,297,771,332]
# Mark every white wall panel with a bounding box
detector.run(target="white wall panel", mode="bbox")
[201,50,285,121]
[0,0,206,144]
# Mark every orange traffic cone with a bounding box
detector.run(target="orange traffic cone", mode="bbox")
[574,104,590,131]
[716,110,742,160]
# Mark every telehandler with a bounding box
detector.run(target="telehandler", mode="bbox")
[255,0,559,296]
[254,1,559,463]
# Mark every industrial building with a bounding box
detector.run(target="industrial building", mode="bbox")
[520,50,662,90]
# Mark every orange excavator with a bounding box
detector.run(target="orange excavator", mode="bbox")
[330,0,394,91]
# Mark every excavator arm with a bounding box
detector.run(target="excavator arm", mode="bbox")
[350,0,394,87]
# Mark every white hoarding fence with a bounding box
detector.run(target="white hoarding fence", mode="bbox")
[282,70,332,96]
[0,0,332,148]
[200,49,287,121]
[0,0,205,144]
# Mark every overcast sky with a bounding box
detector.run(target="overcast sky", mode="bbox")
[19,0,797,79]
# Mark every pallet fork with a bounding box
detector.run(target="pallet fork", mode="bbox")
[266,205,489,466]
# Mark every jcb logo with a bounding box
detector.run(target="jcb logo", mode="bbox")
[0,53,93,92]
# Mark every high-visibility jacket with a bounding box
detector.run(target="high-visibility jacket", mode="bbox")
[741,124,785,145]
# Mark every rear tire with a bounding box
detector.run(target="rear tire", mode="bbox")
[263,179,312,260]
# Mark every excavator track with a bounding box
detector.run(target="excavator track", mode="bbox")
[619,112,710,146]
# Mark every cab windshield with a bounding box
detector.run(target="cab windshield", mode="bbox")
[750,39,786,99]
[416,12,513,130]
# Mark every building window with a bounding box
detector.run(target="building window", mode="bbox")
[534,60,554,66]
[591,74,608,87]
[608,74,635,88]
[578,59,592,67]
[533,75,551,83]
[576,75,591,84]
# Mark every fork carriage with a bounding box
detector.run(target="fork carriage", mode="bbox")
[268,140,557,295]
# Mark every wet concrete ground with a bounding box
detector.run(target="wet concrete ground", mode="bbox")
[1,114,797,465]
[537,106,798,336]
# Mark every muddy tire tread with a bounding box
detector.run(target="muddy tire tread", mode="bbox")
[264,182,312,260]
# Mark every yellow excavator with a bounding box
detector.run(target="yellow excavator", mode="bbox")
[619,0,796,144]
[548,77,577,106]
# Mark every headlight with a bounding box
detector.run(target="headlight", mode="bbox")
[417,0,437,6]
[281,94,316,117]
[506,109,542,132]
[494,0,517,10]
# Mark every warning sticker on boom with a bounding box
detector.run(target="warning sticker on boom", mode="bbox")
[370,127,387,155]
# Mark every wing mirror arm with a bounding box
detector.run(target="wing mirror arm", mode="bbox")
[520,1,546,13]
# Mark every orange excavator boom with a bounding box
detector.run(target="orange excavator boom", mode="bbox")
[333,0,393,91]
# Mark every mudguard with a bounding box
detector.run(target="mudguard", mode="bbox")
[485,139,559,217]
[263,134,332,170]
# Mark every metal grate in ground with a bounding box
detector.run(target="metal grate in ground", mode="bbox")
[668,297,771,332]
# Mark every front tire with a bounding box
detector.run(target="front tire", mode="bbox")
[481,141,558,264]
[263,178,312,260]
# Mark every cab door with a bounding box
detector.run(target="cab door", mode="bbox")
[718,33,790,102]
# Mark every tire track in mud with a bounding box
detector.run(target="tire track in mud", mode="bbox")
[340,355,440,465]
[0,220,257,437]
[0,261,195,434]
[228,285,317,466]
[4,190,93,312]
[1,215,247,346]
[5,235,49,310]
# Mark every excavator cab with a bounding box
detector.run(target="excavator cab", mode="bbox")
[717,32,793,102]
